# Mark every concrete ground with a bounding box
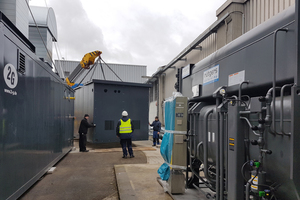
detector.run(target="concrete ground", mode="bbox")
[19,139,171,200]
[19,140,148,200]
[19,139,205,200]
[115,140,172,200]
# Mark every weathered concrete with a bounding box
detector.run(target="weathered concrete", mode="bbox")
[115,140,172,200]
[19,140,147,200]
[115,164,172,200]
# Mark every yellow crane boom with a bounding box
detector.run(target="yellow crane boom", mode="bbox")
[65,50,102,86]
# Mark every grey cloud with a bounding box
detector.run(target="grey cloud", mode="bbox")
[48,0,109,60]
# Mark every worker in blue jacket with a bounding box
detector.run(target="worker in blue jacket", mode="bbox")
[116,111,134,158]
[149,116,161,146]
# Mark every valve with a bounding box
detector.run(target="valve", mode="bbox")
[251,140,258,145]
[261,149,272,155]
[259,96,266,102]
[249,160,260,168]
[258,118,265,124]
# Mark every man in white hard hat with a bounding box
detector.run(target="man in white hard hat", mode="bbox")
[116,111,134,158]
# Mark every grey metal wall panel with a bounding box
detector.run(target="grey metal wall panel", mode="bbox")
[15,0,28,37]
[56,60,147,84]
[29,26,53,64]
[0,0,28,37]
[74,80,151,143]
[0,15,74,200]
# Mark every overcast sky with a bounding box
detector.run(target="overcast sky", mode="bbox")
[29,0,226,76]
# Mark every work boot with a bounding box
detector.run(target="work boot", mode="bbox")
[130,155,135,158]
[122,155,127,159]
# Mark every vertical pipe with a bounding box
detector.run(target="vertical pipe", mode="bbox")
[204,108,214,182]
[272,28,288,135]
[220,112,224,200]
[280,84,293,136]
[193,113,196,158]
[239,81,249,106]
[216,99,221,200]
[297,0,300,87]
[225,112,228,193]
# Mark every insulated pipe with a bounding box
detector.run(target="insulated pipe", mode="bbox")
[280,84,293,136]
[272,28,288,135]
[203,108,215,183]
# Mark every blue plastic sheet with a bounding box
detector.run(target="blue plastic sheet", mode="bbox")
[158,132,173,180]
[158,93,182,180]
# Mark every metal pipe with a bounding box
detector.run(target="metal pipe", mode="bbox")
[216,99,221,200]
[280,84,293,136]
[189,153,216,192]
[220,112,224,200]
[193,113,197,158]
[224,112,228,193]
[272,28,288,135]
[265,87,281,135]
[186,136,189,189]
[197,141,203,160]
[189,113,197,158]
[239,81,249,106]
[240,116,260,136]
[245,182,250,200]
[204,108,215,183]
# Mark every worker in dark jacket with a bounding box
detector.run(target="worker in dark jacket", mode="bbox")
[116,111,134,158]
[149,116,161,146]
[78,114,96,152]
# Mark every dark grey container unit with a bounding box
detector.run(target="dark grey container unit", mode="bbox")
[0,12,74,200]
[74,80,151,143]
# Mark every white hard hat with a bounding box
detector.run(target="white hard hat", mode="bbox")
[122,111,128,116]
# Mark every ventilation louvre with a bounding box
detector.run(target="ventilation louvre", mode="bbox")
[18,51,25,74]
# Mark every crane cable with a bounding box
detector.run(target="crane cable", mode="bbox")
[26,1,59,74]
[75,56,123,89]
[99,60,106,80]
[100,58,123,82]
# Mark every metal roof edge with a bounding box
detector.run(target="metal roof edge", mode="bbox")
[89,79,152,88]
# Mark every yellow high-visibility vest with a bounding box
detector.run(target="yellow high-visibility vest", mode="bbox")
[119,119,132,134]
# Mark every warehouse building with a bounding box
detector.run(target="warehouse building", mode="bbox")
[147,0,295,125]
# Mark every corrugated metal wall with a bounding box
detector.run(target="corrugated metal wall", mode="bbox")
[56,60,147,84]
[244,0,295,32]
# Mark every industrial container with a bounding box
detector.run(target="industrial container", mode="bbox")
[74,79,151,143]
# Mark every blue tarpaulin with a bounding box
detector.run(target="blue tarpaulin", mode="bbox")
[157,92,181,180]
